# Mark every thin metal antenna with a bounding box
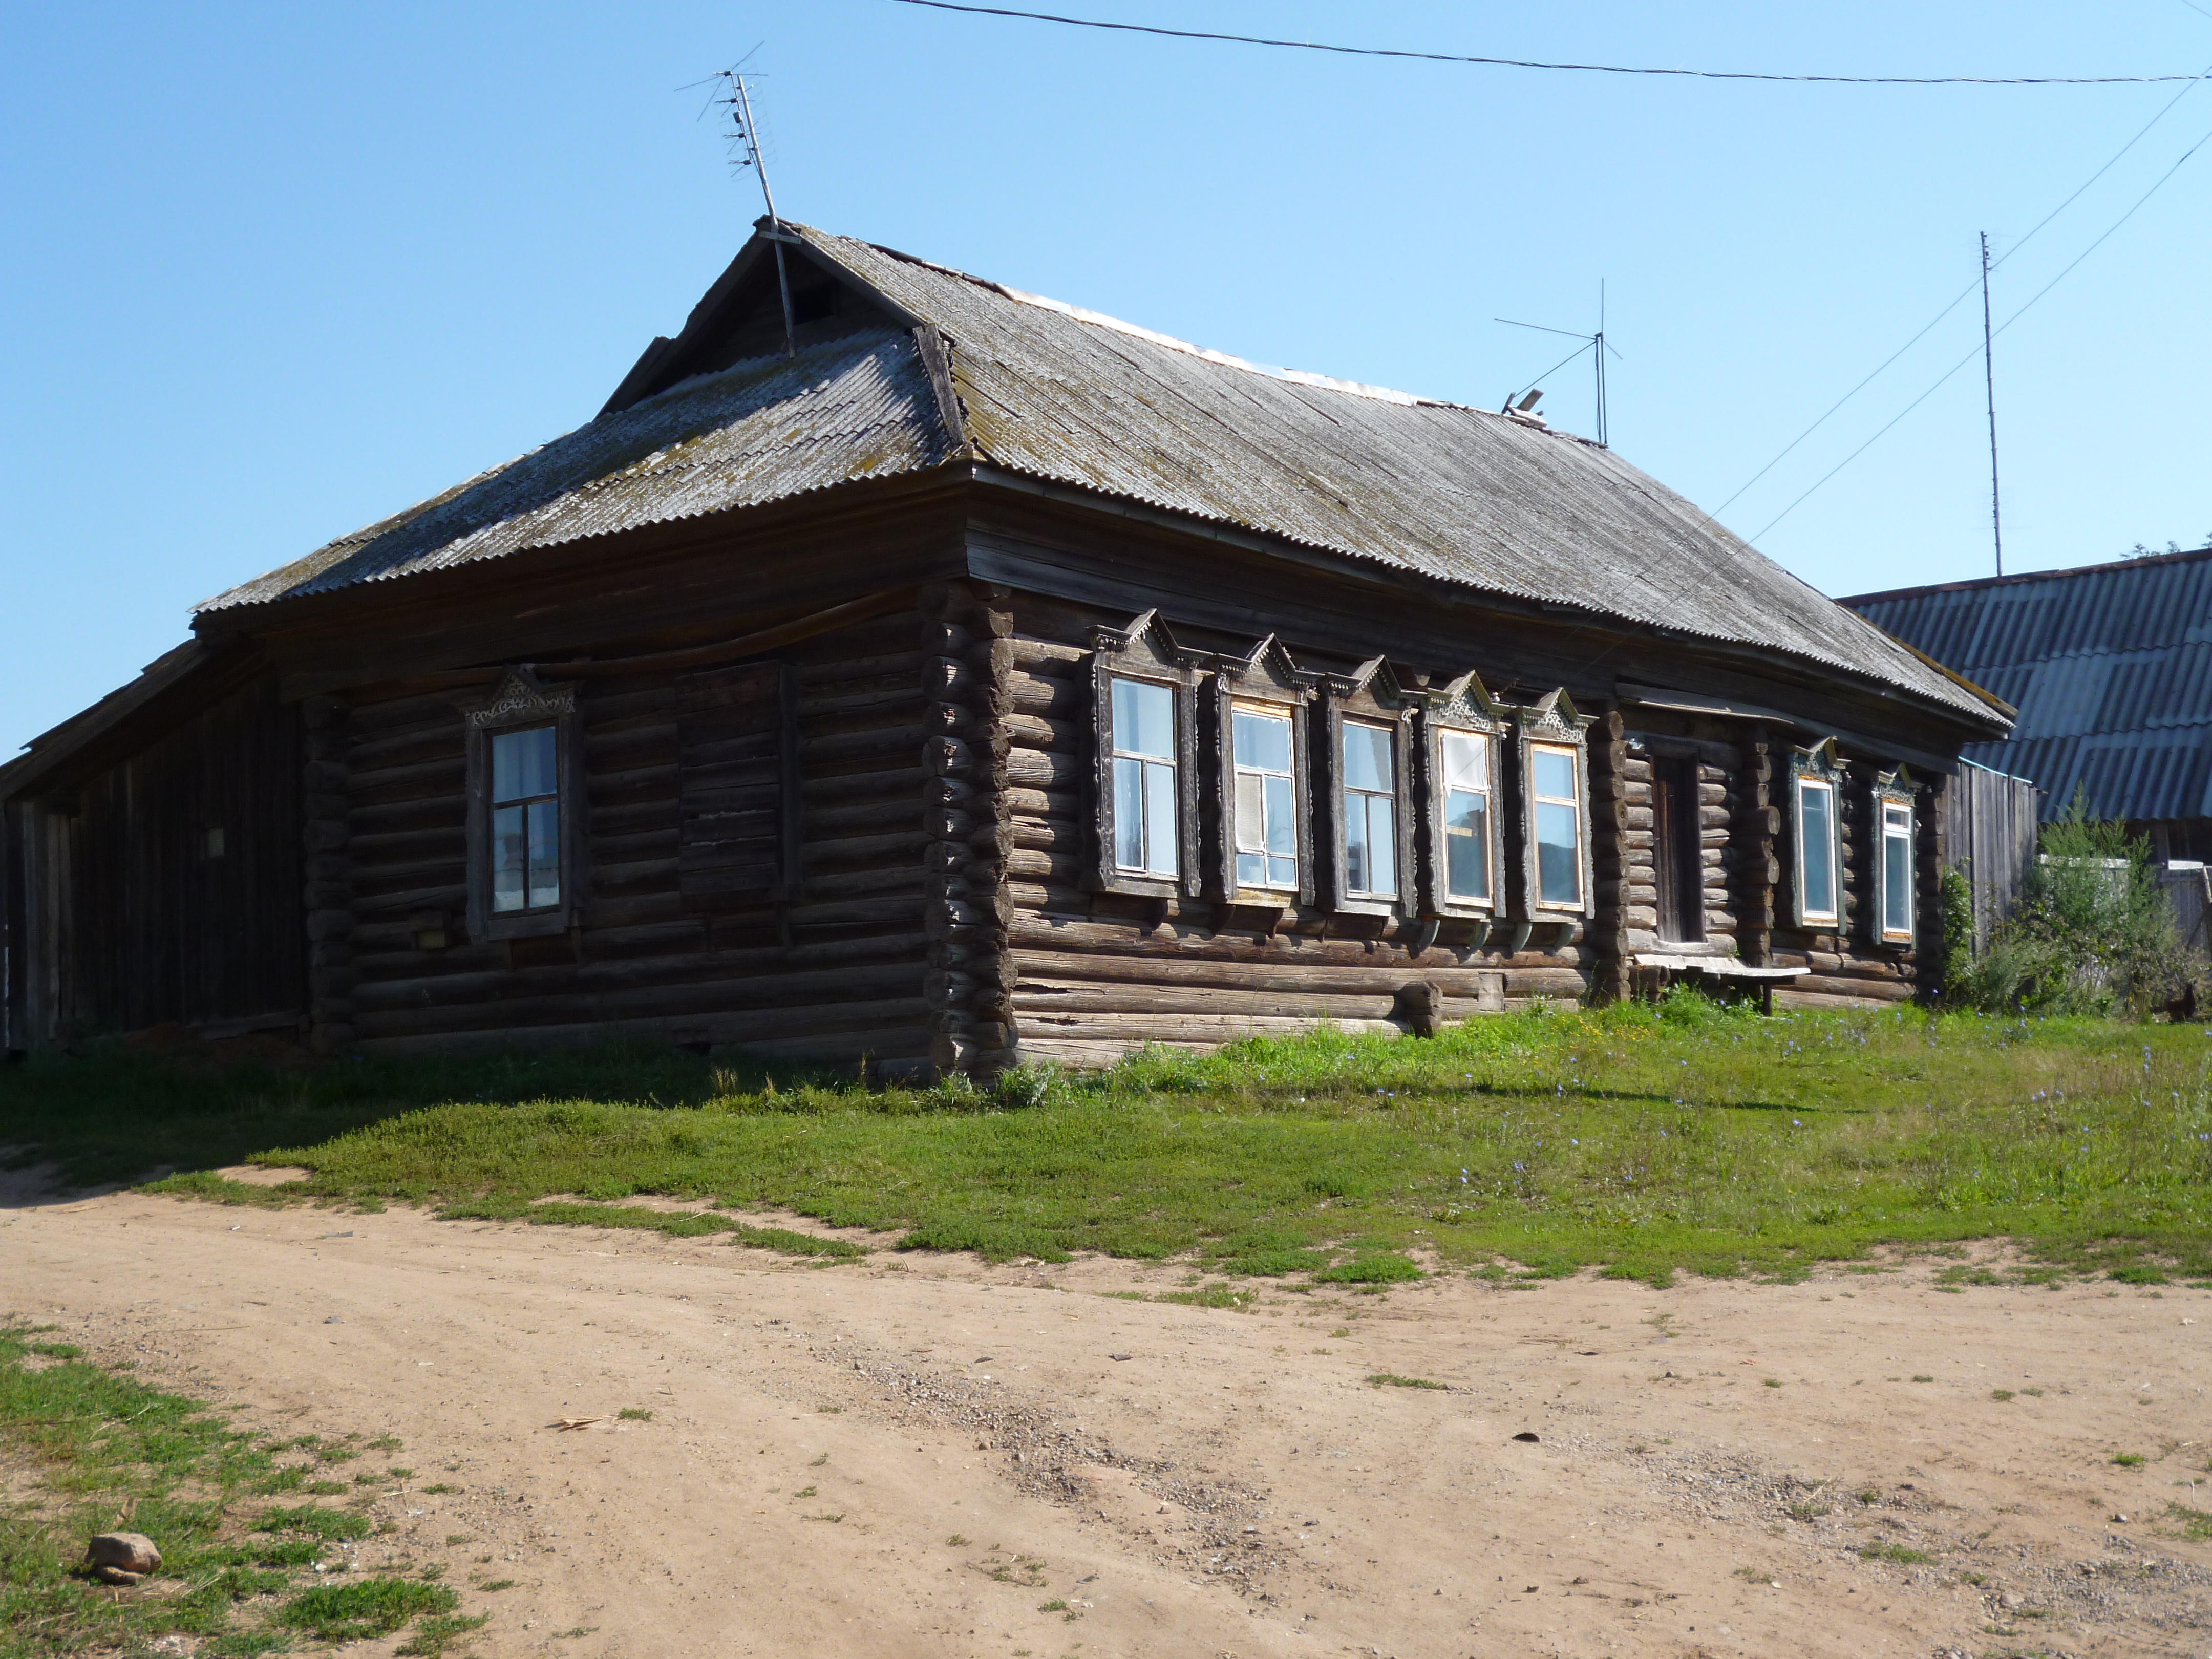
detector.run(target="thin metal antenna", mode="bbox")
[717,67,797,356]
[1979,232,2004,577]
[1498,303,1623,446]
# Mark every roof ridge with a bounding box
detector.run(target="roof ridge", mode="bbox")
[800,221,1525,418]
[1843,541,2212,606]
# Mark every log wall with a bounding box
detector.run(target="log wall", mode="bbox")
[330,607,933,1069]
[995,595,1580,1067]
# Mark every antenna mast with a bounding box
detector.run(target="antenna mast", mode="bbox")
[1980,231,2003,577]
[1496,297,1622,448]
[718,68,797,357]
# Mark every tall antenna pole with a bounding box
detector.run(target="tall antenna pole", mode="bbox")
[1980,232,2004,577]
[721,69,797,357]
[1594,281,1608,449]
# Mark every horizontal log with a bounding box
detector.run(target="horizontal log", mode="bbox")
[1010,639,1086,669]
[803,764,925,804]
[793,649,925,688]
[1013,982,1502,1022]
[1771,987,1905,1013]
[1504,966,1589,999]
[355,1007,934,1060]
[1007,914,1567,971]
[1014,949,1508,999]
[1007,672,1083,718]
[1005,748,1081,790]
[1014,1010,1406,1046]
[354,957,921,1016]
[355,974,930,1037]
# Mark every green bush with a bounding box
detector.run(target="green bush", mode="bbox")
[1949,796,2205,1017]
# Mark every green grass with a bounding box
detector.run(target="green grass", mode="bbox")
[8,996,2212,1286]
[281,1577,458,1640]
[0,1323,484,1657]
[1366,1372,1447,1390]
[1857,1542,1936,1565]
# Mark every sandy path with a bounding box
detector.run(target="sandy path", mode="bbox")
[4,1183,2210,1659]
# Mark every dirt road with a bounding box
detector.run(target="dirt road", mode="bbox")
[5,1177,2209,1658]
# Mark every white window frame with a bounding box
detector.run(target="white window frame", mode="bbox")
[1871,769,1917,947]
[1341,717,1401,902]
[1109,674,1181,879]
[1438,728,1496,908]
[1089,612,1200,900]
[1527,740,1587,913]
[1788,740,1846,931]
[1229,700,1301,895]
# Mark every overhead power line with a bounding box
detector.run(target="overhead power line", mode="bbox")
[890,0,2200,84]
[1712,60,2212,518]
[1747,114,2212,542]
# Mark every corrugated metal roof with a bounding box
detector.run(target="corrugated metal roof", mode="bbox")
[198,223,1997,726]
[201,327,951,610]
[1848,544,2212,821]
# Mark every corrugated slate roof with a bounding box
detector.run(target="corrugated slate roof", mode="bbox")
[1846,545,2212,821]
[199,223,1996,725]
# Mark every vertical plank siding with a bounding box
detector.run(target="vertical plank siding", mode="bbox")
[63,677,305,1033]
[336,608,932,1069]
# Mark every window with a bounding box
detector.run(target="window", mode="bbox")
[1090,611,1198,898]
[1439,729,1492,904]
[1110,676,1179,878]
[1795,776,1839,925]
[1530,743,1584,908]
[491,725,561,914]
[1342,720,1398,899]
[1881,801,1913,938]
[466,668,579,942]
[1230,705,1298,891]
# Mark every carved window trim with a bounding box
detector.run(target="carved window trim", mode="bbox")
[1513,690,1596,921]
[1870,764,1918,948]
[1208,635,1315,906]
[1090,611,1202,900]
[1318,658,1416,919]
[1786,737,1845,931]
[1415,670,1506,921]
[464,667,584,943]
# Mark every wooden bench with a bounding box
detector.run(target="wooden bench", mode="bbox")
[1630,953,1808,1015]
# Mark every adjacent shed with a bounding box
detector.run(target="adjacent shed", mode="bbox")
[1846,544,2212,860]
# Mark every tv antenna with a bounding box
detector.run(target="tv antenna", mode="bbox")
[698,54,797,356]
[1498,284,1621,446]
[1979,231,2003,578]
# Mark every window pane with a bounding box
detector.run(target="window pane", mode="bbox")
[1532,746,1576,800]
[1113,756,1145,870]
[1263,775,1295,857]
[492,725,557,805]
[1441,730,1488,792]
[1233,708,1291,774]
[1445,786,1488,900]
[1344,788,1370,892]
[1343,722,1393,792]
[1235,772,1266,854]
[1884,827,1912,934]
[1143,758,1179,876]
[1800,783,1835,916]
[1267,853,1297,887]
[1536,800,1580,904]
[1112,678,1176,760]
[1237,849,1266,886]
[1366,794,1396,896]
[527,798,561,908]
[491,803,527,912]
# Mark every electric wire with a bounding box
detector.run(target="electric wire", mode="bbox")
[890,0,2199,84]
[1747,116,2212,542]
[1713,61,2212,517]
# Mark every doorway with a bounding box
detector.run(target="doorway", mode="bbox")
[1651,755,1705,944]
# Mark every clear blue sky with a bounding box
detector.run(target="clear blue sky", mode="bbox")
[5,3,2209,758]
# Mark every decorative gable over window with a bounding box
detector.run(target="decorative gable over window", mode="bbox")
[1208,634,1315,906]
[1090,610,1203,899]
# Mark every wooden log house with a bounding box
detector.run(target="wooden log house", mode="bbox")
[0,221,2011,1075]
